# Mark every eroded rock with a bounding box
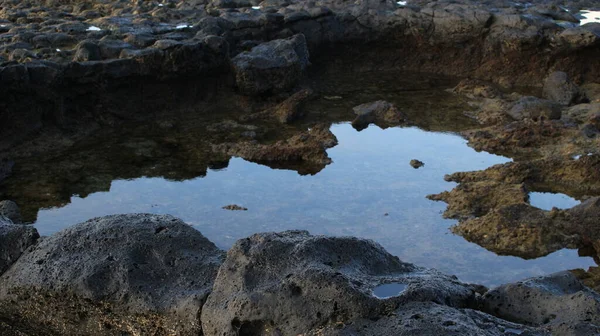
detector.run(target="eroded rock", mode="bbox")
[0,200,21,224]
[201,230,481,335]
[543,71,580,106]
[0,213,225,335]
[351,100,405,131]
[0,223,39,275]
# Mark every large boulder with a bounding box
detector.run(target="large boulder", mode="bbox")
[201,230,481,335]
[231,34,310,95]
[0,223,39,275]
[482,271,600,335]
[0,214,225,336]
[542,71,580,106]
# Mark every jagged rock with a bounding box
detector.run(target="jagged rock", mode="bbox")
[73,40,101,62]
[0,223,39,275]
[231,34,310,95]
[351,100,405,131]
[271,88,313,123]
[410,159,424,169]
[0,214,225,335]
[543,71,580,106]
[201,230,481,336]
[482,271,600,335]
[0,201,21,224]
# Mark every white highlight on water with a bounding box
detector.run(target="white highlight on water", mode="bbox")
[397,1,407,5]
[252,6,261,9]
[176,24,190,29]
[86,26,101,31]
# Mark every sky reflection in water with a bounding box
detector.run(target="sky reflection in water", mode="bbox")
[34,124,595,287]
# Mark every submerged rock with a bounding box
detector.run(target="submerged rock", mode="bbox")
[201,230,482,335]
[222,204,248,211]
[231,34,310,96]
[0,214,225,335]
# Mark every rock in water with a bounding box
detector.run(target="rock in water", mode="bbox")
[231,34,310,95]
[201,230,483,335]
[410,159,424,169]
[0,214,225,335]
[351,100,405,131]
[0,223,39,275]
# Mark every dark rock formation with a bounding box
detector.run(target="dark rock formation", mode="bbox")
[201,230,482,335]
[0,200,21,224]
[231,34,310,95]
[482,271,600,335]
[0,214,225,335]
[543,71,580,106]
[0,222,38,275]
[351,100,405,131]
[410,159,425,169]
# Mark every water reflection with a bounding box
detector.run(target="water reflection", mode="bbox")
[529,192,580,210]
[34,124,595,287]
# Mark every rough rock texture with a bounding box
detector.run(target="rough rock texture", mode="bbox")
[507,96,562,121]
[0,200,21,224]
[201,230,483,335]
[482,271,600,335]
[313,302,545,335]
[0,223,38,275]
[231,34,310,95]
[543,71,580,106]
[351,100,405,131]
[271,88,313,123]
[211,123,338,175]
[0,214,225,336]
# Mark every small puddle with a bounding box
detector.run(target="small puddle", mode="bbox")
[529,192,580,210]
[372,283,407,299]
[86,26,101,32]
[176,24,190,29]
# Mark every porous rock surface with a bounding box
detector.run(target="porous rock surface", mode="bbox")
[201,230,489,335]
[482,271,600,335]
[0,200,21,223]
[0,213,225,335]
[0,222,38,275]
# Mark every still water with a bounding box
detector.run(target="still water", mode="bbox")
[33,124,595,287]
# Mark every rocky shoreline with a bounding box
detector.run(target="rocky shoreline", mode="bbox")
[1,0,600,334]
[1,211,599,335]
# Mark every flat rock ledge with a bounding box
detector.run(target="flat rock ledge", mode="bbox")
[0,214,599,335]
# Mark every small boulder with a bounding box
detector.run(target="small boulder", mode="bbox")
[410,159,424,169]
[507,96,562,120]
[0,201,21,224]
[482,271,600,334]
[231,34,310,95]
[0,214,225,335]
[542,71,580,105]
[351,100,405,131]
[201,230,479,336]
[72,40,101,62]
[0,223,39,275]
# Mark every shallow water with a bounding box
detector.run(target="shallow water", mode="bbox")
[372,283,408,299]
[529,192,580,210]
[32,124,595,287]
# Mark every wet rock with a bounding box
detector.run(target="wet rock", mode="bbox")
[201,230,480,336]
[507,96,562,121]
[0,214,225,335]
[222,204,248,211]
[351,100,405,131]
[542,71,580,106]
[410,159,424,169]
[482,271,600,334]
[0,201,21,224]
[0,223,39,275]
[231,34,309,95]
[581,83,600,103]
